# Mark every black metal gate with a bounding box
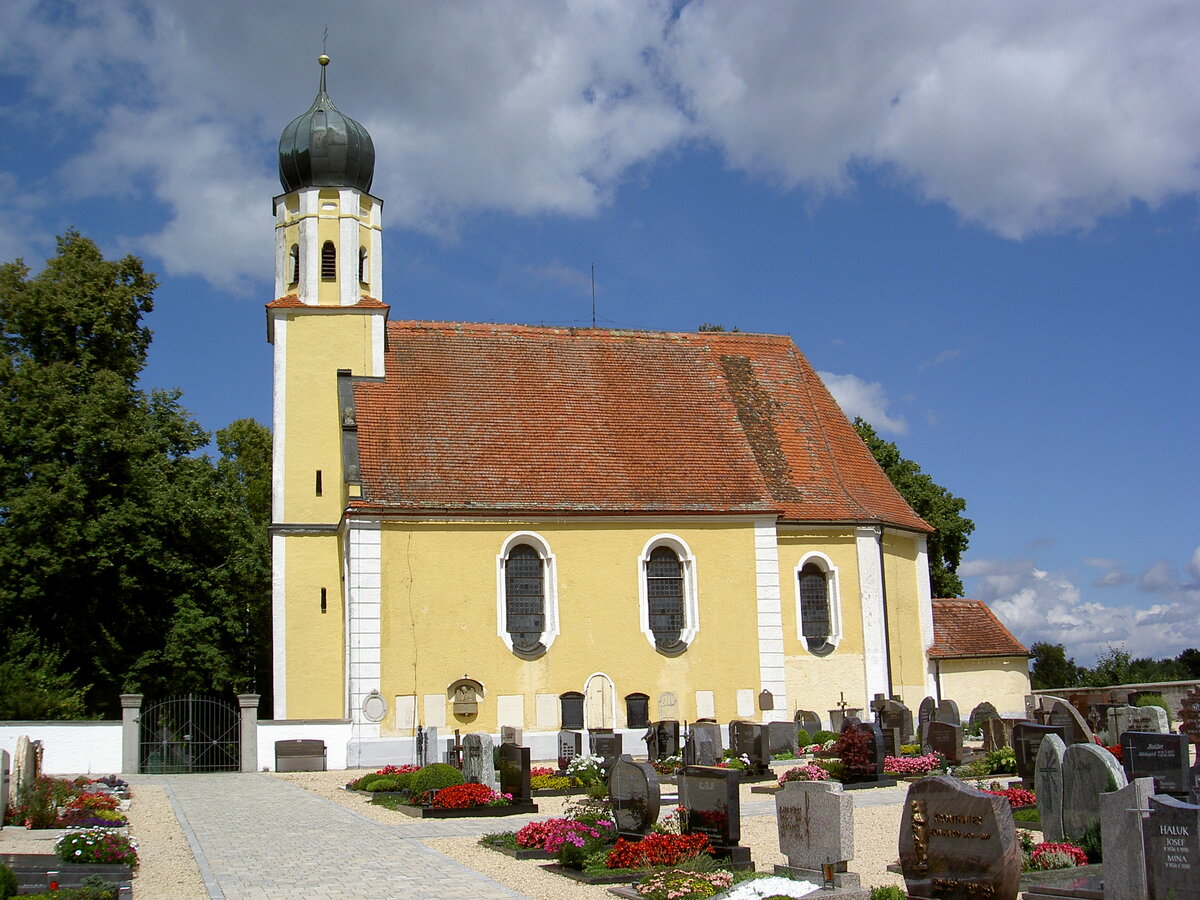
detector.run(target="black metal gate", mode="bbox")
[139,694,240,774]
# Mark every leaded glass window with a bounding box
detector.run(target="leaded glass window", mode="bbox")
[799,562,831,652]
[505,543,545,653]
[647,546,685,649]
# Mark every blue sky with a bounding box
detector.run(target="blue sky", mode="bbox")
[2,1,1197,667]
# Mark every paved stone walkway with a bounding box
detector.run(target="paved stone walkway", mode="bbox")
[143,774,531,900]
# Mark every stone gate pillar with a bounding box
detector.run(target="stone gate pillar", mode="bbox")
[119,694,142,775]
[238,694,261,772]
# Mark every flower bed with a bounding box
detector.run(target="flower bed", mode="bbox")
[431,783,511,809]
[883,753,942,777]
[635,868,734,898]
[984,786,1036,809]
[606,833,713,869]
[55,828,139,869]
[4,776,129,830]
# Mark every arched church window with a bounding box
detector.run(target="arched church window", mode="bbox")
[797,558,839,656]
[504,543,545,654]
[358,246,368,283]
[289,244,299,286]
[321,241,336,280]
[646,546,685,650]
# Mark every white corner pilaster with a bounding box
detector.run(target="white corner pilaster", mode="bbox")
[345,518,383,737]
[915,533,937,695]
[856,526,889,704]
[271,533,287,719]
[754,519,787,721]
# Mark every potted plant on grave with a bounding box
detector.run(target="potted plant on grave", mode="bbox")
[778,763,829,785]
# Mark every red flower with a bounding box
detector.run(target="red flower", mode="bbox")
[605,832,712,869]
[430,783,504,809]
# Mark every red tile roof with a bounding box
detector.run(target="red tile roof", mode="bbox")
[929,599,1030,659]
[351,321,931,528]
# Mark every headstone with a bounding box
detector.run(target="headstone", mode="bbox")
[879,699,915,754]
[794,709,822,736]
[1109,704,1139,741]
[417,725,438,767]
[590,732,623,779]
[766,721,799,757]
[1034,734,1066,841]
[499,725,522,746]
[729,721,769,773]
[685,721,723,767]
[918,696,936,751]
[1086,702,1119,742]
[498,742,532,805]
[1131,705,1170,735]
[1049,699,1094,745]
[679,765,750,865]
[557,729,582,771]
[11,736,35,796]
[898,776,1021,900]
[1144,794,1200,900]
[841,721,887,783]
[969,702,1000,727]
[1011,722,1066,781]
[1061,741,1127,841]
[774,780,859,888]
[935,699,961,726]
[1099,777,1154,900]
[461,732,499,791]
[927,721,964,767]
[644,720,680,761]
[981,718,1016,753]
[609,756,661,838]
[0,749,8,829]
[830,707,861,732]
[1122,732,1192,795]
[1179,687,1200,746]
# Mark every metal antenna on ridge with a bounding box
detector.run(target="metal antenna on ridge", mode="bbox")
[591,264,596,328]
[323,26,328,55]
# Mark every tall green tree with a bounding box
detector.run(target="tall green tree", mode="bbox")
[853,418,975,597]
[1029,641,1084,690]
[0,232,271,716]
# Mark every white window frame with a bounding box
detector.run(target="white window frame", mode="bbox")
[496,531,559,655]
[794,551,842,655]
[637,534,699,652]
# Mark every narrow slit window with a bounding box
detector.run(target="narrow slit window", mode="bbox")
[289,244,300,285]
[358,246,368,283]
[321,241,336,280]
[320,588,327,614]
[315,470,323,496]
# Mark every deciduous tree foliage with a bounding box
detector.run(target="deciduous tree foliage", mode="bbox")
[0,232,270,717]
[1030,641,1084,689]
[853,418,975,598]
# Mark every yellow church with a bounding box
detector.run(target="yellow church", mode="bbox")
[268,59,955,763]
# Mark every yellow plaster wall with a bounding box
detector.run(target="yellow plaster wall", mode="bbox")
[881,531,929,706]
[283,533,345,718]
[281,314,377,524]
[938,656,1032,718]
[374,520,763,734]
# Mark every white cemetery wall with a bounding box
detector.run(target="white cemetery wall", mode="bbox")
[0,722,121,775]
[258,720,354,770]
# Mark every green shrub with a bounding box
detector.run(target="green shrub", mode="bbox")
[813,730,837,744]
[409,763,465,798]
[1077,821,1103,863]
[0,862,17,900]
[1134,693,1172,726]
[985,746,1017,775]
[530,774,574,791]
[899,744,921,756]
[815,758,846,781]
[24,875,117,900]
[963,721,982,738]
[869,887,907,900]
[952,760,991,778]
[796,728,811,747]
[1013,807,1040,822]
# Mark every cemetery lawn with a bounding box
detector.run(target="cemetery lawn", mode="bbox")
[273,770,909,898]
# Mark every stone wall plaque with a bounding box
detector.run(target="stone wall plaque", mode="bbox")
[499,742,531,804]
[1061,742,1126,841]
[1121,731,1192,795]
[898,775,1021,900]
[776,779,853,871]
[609,756,661,837]
[679,765,741,847]
[557,729,582,771]
[1144,794,1200,900]
[1099,777,1153,900]
[1034,734,1066,842]
[1011,723,1066,780]
[657,692,679,721]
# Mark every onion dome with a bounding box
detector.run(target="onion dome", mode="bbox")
[278,55,375,193]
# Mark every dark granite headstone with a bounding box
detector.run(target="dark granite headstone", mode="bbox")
[968,701,1000,726]
[644,720,680,761]
[557,729,582,771]
[1049,699,1094,745]
[794,709,822,736]
[918,696,936,751]
[898,775,1021,900]
[1122,732,1192,795]
[499,743,532,804]
[879,699,915,750]
[729,721,769,773]
[1179,688,1200,746]
[609,756,661,838]
[685,721,723,767]
[767,721,799,757]
[1011,723,1066,780]
[935,699,961,726]
[928,721,964,767]
[590,732,623,779]
[1061,742,1126,841]
[981,718,1016,753]
[1144,794,1200,900]
[679,765,742,847]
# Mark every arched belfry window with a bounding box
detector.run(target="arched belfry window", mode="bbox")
[796,553,840,656]
[321,241,336,280]
[358,246,368,283]
[496,533,559,657]
[638,535,699,653]
[289,244,300,286]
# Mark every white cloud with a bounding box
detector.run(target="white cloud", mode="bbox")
[3,1,1200,291]
[917,349,961,371]
[964,553,1200,664]
[818,371,907,434]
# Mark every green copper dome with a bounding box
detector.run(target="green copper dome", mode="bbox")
[278,56,375,194]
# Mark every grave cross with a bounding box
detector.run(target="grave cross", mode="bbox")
[449,729,464,769]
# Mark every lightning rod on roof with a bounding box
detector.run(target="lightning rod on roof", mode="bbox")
[591,264,596,328]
